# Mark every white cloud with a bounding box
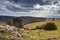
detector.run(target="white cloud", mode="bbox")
[0,0,22,10]
[2,1,21,8]
[0,0,60,17]
[33,3,58,9]
[32,2,60,17]
[33,4,41,9]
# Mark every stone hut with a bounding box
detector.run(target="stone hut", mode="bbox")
[7,17,23,28]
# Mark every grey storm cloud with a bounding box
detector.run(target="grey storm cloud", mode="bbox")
[8,0,60,5]
[7,0,60,11]
[0,0,60,17]
[5,0,59,11]
[8,0,53,7]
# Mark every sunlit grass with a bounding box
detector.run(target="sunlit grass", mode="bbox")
[24,20,60,40]
[0,20,60,40]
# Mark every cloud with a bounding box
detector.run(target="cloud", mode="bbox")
[5,1,21,8]
[32,3,60,17]
[0,0,60,17]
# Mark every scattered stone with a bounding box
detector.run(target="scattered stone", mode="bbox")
[48,37,57,40]
[0,29,7,33]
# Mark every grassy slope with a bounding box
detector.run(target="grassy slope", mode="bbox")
[24,21,60,40]
[0,21,60,40]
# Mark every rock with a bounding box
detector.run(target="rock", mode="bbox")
[48,37,57,40]
[2,25,17,31]
[0,24,18,32]
[0,29,7,33]
[0,25,5,28]
[7,18,24,28]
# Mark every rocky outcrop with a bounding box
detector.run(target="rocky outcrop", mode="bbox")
[7,17,24,28]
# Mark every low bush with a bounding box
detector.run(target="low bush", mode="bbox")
[44,23,57,30]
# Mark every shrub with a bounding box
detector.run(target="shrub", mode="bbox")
[31,25,44,30]
[44,23,57,30]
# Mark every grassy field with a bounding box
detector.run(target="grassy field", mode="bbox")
[24,20,60,40]
[0,20,60,40]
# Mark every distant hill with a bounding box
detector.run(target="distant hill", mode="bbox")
[0,16,14,22]
[0,16,46,24]
[0,16,60,25]
[46,16,60,18]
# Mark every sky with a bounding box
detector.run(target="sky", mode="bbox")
[0,0,60,17]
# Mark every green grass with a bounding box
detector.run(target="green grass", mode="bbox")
[24,21,60,40]
[0,21,60,40]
